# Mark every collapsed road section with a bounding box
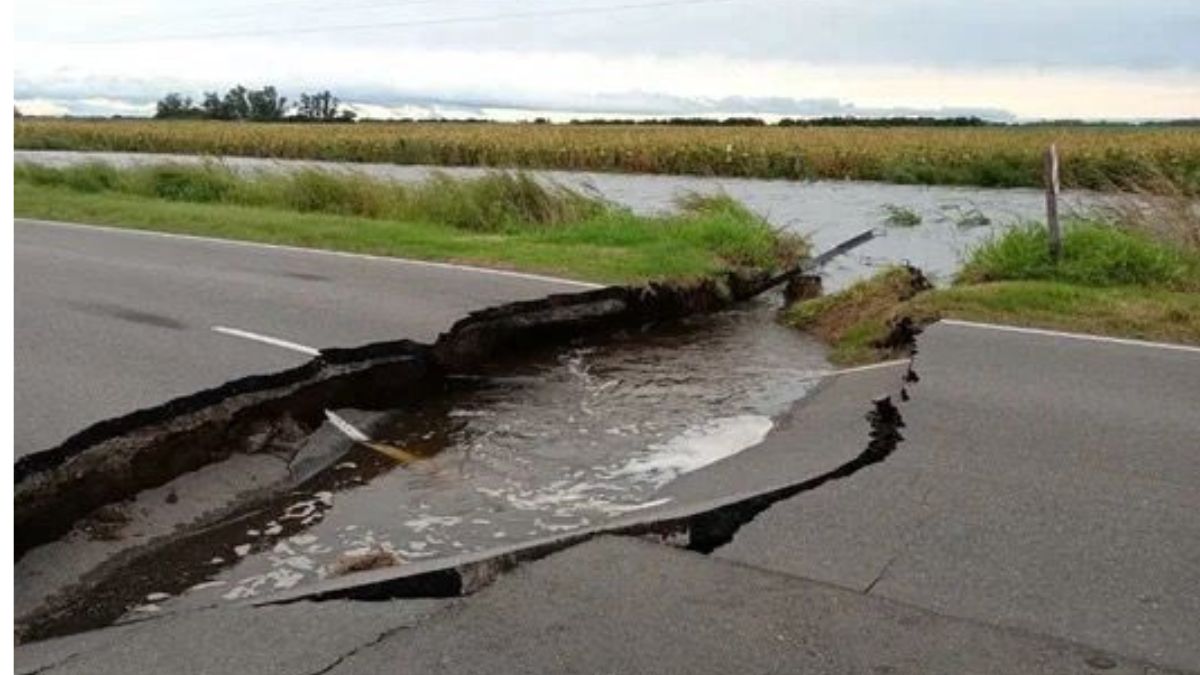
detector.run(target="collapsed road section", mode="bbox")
[16,233,889,642]
[17,271,768,555]
[16,270,861,641]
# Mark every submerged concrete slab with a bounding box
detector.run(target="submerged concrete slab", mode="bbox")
[718,321,1200,670]
[663,360,912,504]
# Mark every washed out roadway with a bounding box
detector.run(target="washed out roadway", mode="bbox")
[14,218,594,457]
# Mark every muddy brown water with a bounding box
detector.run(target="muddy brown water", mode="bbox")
[28,300,829,636]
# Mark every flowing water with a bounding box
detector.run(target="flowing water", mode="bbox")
[16,150,1111,289]
[79,301,829,622]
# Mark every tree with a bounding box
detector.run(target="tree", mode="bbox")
[202,91,227,119]
[155,92,202,119]
[221,85,251,120]
[296,90,353,122]
[247,86,288,121]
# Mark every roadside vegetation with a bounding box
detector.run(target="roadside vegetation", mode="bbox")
[788,215,1200,364]
[13,162,805,284]
[15,119,1200,193]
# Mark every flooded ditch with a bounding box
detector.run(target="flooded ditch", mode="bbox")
[16,278,835,641]
[15,150,1113,290]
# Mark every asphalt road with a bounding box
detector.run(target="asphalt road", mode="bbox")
[14,316,1200,673]
[14,218,594,456]
[717,320,1200,670]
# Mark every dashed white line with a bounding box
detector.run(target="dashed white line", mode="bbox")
[212,326,321,356]
[940,319,1200,355]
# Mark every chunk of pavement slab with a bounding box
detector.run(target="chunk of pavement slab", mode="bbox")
[288,409,388,484]
[323,536,1174,675]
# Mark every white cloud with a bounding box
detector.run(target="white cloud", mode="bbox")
[14,42,1200,120]
[14,99,71,117]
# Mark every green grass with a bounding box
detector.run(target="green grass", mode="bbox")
[881,204,922,228]
[785,267,932,364]
[959,221,1200,290]
[14,163,805,285]
[786,220,1200,364]
[909,282,1200,345]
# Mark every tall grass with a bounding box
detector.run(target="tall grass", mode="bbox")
[14,162,605,232]
[14,161,806,274]
[957,220,1200,290]
[16,119,1200,193]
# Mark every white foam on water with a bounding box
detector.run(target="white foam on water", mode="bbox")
[605,415,773,489]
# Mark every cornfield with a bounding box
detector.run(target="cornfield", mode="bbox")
[15,119,1200,193]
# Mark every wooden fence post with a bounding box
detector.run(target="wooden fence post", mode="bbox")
[1044,144,1062,262]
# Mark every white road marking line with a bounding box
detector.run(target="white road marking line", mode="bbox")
[325,410,421,464]
[17,218,601,289]
[825,359,911,377]
[212,326,321,356]
[325,410,370,443]
[940,319,1200,355]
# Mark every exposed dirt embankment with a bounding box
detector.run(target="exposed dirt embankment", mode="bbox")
[16,271,773,559]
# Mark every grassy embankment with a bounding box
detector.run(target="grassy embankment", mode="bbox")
[790,220,1200,364]
[16,119,1200,193]
[14,162,805,284]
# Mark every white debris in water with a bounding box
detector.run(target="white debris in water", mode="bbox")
[131,604,161,613]
[187,580,227,592]
[271,555,316,571]
[209,557,224,565]
[223,567,306,600]
[246,529,260,537]
[263,523,283,536]
[605,415,773,489]
[335,462,358,470]
[403,515,462,533]
[281,500,318,521]
[233,544,252,557]
[271,568,304,590]
[598,497,674,514]
[145,592,170,602]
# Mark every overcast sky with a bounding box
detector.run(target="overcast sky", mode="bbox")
[13,0,1200,120]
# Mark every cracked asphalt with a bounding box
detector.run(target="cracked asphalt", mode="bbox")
[14,219,591,456]
[16,320,1200,674]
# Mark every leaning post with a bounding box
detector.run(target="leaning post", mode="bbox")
[1044,143,1062,262]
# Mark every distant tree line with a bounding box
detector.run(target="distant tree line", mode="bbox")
[155,85,356,122]
[564,116,995,127]
[777,116,992,127]
[568,117,768,126]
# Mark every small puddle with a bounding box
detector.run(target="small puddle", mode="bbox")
[69,300,826,627]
